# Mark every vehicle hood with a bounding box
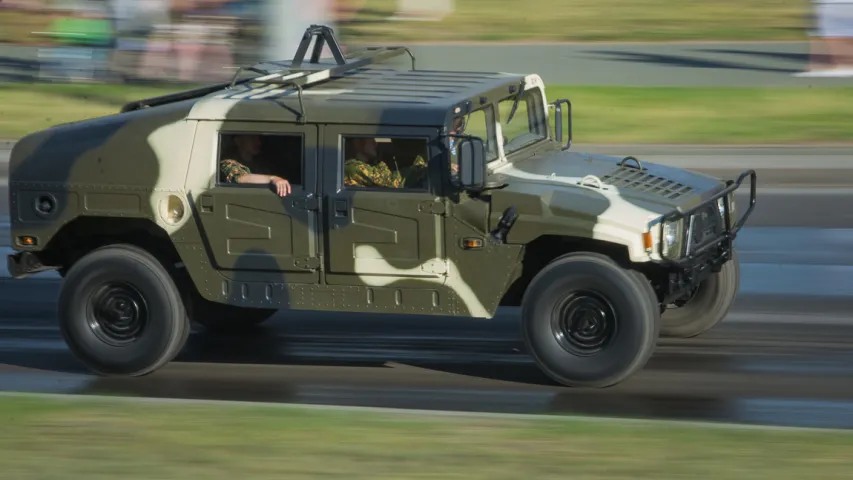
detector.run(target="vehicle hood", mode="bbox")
[488,148,726,215]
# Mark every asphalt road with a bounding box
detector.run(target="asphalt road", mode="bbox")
[3,277,853,429]
[5,141,853,428]
[3,41,853,86]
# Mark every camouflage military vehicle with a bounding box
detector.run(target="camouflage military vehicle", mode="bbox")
[6,25,756,388]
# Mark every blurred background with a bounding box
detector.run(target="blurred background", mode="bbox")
[0,0,466,84]
[2,0,848,85]
[3,0,851,143]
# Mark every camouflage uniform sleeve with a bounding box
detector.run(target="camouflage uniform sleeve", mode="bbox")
[345,159,404,188]
[344,159,373,187]
[220,159,251,183]
[401,155,429,188]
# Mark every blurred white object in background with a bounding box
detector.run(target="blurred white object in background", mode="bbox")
[794,0,853,77]
[264,0,336,61]
[388,0,454,21]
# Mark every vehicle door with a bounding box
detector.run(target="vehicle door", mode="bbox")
[190,120,320,284]
[321,125,452,309]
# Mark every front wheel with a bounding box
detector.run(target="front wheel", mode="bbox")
[521,253,660,388]
[57,244,190,376]
[660,249,740,338]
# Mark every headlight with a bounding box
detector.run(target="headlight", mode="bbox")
[716,194,736,229]
[661,219,684,259]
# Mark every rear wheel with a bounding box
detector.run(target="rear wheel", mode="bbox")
[660,249,740,338]
[57,244,190,376]
[521,252,660,388]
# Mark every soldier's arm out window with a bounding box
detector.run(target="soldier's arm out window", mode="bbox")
[217,133,292,197]
[265,134,304,191]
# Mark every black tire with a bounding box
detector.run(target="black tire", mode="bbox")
[188,293,277,333]
[521,252,660,388]
[660,249,740,338]
[57,244,190,376]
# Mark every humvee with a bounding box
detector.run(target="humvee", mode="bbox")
[6,25,756,388]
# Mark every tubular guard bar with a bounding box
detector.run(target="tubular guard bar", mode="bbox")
[656,169,757,266]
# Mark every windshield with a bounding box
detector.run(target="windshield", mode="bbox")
[445,87,547,172]
[497,88,547,156]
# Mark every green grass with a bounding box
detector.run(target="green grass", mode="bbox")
[550,85,853,144]
[1,394,852,479]
[2,82,851,145]
[338,0,810,43]
[0,82,189,140]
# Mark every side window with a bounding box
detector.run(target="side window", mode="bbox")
[497,90,547,155]
[341,135,430,190]
[448,106,496,174]
[217,133,303,186]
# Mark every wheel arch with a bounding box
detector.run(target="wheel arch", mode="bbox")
[499,234,644,307]
[34,216,185,277]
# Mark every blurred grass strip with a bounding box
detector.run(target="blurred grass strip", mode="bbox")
[2,82,851,144]
[339,0,809,43]
[548,85,853,144]
[1,394,852,479]
[3,1,810,45]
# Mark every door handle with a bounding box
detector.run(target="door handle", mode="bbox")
[334,199,348,217]
[200,194,214,213]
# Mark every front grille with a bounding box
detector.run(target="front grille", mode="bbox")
[685,203,725,253]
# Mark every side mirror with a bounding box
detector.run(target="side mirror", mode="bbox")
[457,136,487,189]
[550,98,572,150]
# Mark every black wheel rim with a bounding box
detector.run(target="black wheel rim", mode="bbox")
[87,282,148,347]
[551,290,617,356]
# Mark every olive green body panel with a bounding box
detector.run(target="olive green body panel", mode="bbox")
[8,101,197,254]
[187,120,321,284]
[444,198,524,317]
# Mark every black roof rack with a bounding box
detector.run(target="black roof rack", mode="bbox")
[120,24,416,116]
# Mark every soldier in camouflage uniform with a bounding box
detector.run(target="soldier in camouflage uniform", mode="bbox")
[219,134,293,197]
[343,137,428,189]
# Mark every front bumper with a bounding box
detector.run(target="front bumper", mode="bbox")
[7,251,55,279]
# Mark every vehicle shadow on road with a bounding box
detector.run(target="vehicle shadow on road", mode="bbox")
[171,311,562,387]
[582,50,797,74]
[697,48,809,65]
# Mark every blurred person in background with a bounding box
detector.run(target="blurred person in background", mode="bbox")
[797,0,853,77]
[38,1,112,82]
[0,0,44,11]
[170,0,237,83]
[110,0,173,82]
